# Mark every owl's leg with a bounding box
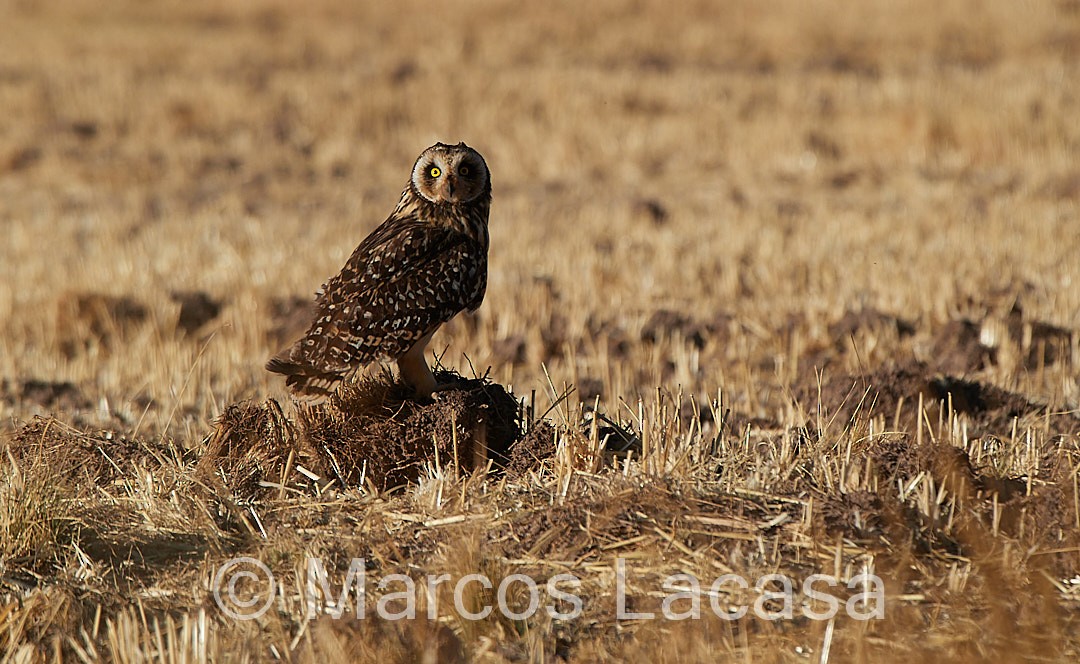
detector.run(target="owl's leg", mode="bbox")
[397,331,439,399]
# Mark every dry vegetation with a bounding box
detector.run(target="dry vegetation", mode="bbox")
[2,0,1080,661]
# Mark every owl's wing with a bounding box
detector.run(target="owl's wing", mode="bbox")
[266,216,486,399]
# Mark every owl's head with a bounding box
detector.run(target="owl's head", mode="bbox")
[410,142,490,205]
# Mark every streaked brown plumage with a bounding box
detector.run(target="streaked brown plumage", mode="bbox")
[266,142,491,401]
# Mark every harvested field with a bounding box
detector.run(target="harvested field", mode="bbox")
[1,0,1079,661]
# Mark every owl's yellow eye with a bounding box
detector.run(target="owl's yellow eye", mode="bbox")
[459,165,470,176]
[429,166,441,178]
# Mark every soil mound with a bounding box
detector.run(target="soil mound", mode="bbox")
[202,371,555,495]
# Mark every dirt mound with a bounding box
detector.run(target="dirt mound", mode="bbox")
[817,489,888,539]
[5,372,554,499]
[640,309,732,349]
[202,372,554,495]
[302,372,538,489]
[51,290,230,356]
[929,319,995,374]
[2,378,91,412]
[795,360,1078,437]
[56,292,150,358]
[826,307,916,345]
[8,416,166,486]
[170,290,222,336]
[929,309,1076,375]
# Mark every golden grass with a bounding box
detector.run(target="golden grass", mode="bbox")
[2,0,1080,661]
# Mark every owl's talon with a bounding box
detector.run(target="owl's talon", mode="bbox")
[430,380,465,401]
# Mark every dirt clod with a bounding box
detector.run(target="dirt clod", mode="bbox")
[300,373,537,490]
[640,309,730,349]
[171,290,222,335]
[55,292,150,358]
[202,373,552,494]
[795,360,1076,437]
[930,319,994,375]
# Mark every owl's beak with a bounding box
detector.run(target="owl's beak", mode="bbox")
[446,177,456,199]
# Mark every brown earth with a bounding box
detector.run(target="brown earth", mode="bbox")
[2,0,1080,661]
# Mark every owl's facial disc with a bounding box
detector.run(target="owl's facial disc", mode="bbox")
[412,143,489,205]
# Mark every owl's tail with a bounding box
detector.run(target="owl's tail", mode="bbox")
[265,354,343,404]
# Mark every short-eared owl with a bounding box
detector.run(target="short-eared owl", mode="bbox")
[267,142,490,401]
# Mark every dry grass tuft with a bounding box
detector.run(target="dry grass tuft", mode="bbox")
[200,397,305,498]
[0,451,70,565]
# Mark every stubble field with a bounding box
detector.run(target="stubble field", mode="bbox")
[2,0,1080,661]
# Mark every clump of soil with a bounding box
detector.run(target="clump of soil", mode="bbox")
[924,375,1034,422]
[8,416,163,486]
[300,371,540,490]
[928,308,1076,375]
[818,489,888,539]
[503,419,558,477]
[794,359,1078,437]
[827,307,916,345]
[170,290,222,336]
[55,292,149,358]
[929,319,995,374]
[640,309,732,349]
[202,371,554,495]
[2,378,90,412]
[865,434,915,481]
[1021,319,1074,369]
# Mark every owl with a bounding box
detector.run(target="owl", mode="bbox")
[266,142,491,402]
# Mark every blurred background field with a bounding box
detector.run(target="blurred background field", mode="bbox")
[1,0,1079,661]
